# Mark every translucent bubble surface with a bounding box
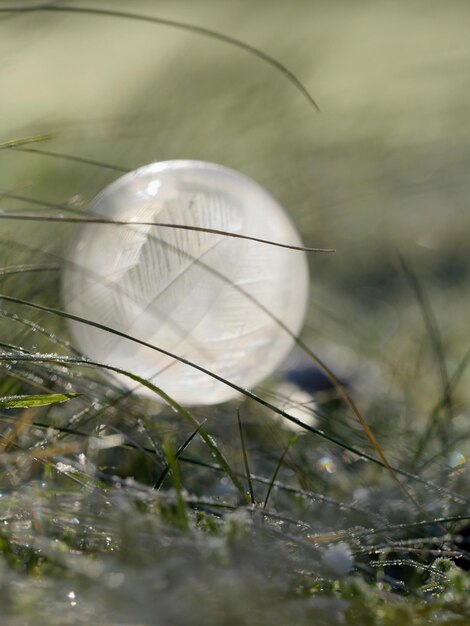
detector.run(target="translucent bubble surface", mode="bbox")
[62,161,309,405]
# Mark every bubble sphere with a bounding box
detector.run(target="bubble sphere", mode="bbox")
[62,161,309,405]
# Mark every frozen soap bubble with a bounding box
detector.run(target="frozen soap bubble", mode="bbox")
[62,160,309,405]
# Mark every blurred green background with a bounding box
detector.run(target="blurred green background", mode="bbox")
[1,0,469,415]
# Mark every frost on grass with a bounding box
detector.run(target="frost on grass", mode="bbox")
[0,1,470,624]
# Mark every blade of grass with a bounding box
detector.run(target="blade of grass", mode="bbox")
[0,193,74,212]
[418,346,470,471]
[163,437,188,529]
[0,318,465,509]
[0,346,466,513]
[263,434,298,510]
[9,353,470,517]
[0,134,55,149]
[5,146,129,173]
[0,4,320,112]
[138,416,167,467]
[0,264,60,278]
[0,393,79,409]
[154,420,206,490]
[0,213,334,254]
[0,295,406,470]
[237,410,255,505]
[398,253,454,464]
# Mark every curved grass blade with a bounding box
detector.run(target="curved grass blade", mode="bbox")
[1,193,76,212]
[5,146,129,173]
[0,294,406,467]
[0,4,320,112]
[0,347,467,506]
[0,264,60,278]
[0,392,79,409]
[0,212,334,254]
[0,134,55,149]
[0,344,248,500]
[0,248,454,511]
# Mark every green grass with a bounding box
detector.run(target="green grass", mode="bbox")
[0,1,469,624]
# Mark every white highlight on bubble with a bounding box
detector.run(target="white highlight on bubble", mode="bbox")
[62,160,309,405]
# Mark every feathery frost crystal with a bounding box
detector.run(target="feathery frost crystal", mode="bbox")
[62,161,309,405]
